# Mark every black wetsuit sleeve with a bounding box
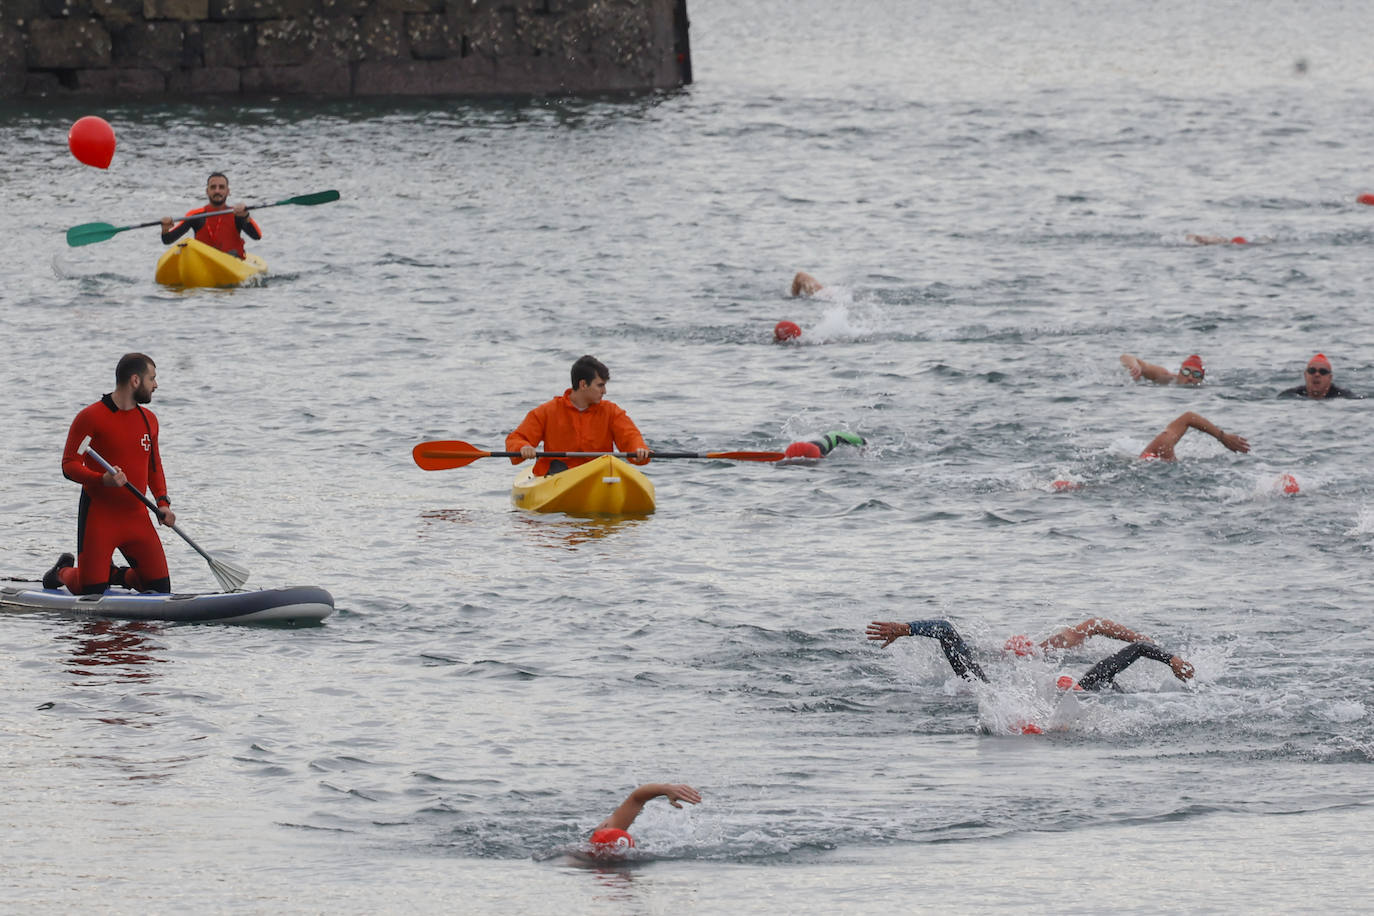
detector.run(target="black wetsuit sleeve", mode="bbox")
[906,619,989,683]
[1276,386,1306,399]
[1076,642,1174,692]
[161,217,204,245]
[236,214,261,240]
[1329,386,1358,399]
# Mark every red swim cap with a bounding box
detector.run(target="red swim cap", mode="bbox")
[1230,236,1247,245]
[1280,473,1300,495]
[1308,352,1331,370]
[1181,354,1204,371]
[1056,675,1083,691]
[1004,634,1036,657]
[589,828,635,849]
[1358,193,1374,206]
[784,441,823,459]
[774,321,802,342]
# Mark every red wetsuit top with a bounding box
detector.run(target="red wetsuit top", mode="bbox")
[61,395,171,592]
[163,204,262,258]
[506,390,648,476]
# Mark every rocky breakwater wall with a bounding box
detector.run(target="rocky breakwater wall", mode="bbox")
[0,0,691,97]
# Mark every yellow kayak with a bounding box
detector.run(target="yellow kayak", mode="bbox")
[155,238,267,288]
[511,455,656,515]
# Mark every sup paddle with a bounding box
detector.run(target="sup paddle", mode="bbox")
[77,436,250,592]
[65,190,341,247]
[412,439,786,471]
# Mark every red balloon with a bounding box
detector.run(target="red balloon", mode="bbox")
[68,116,117,169]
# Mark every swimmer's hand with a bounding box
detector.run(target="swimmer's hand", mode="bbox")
[1219,431,1249,454]
[660,785,701,808]
[866,621,911,648]
[1170,656,1195,681]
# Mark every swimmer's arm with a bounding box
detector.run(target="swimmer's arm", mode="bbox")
[1120,354,1172,384]
[866,621,911,649]
[596,784,701,831]
[1041,618,1152,649]
[1137,642,1195,681]
[1181,411,1249,453]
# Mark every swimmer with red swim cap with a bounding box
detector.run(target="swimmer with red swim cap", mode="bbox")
[587,783,701,856]
[782,430,865,461]
[865,617,1194,691]
[1186,234,1249,246]
[1277,353,1359,400]
[1120,352,1207,386]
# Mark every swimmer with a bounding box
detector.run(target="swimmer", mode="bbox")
[1139,411,1249,461]
[1186,234,1248,245]
[1277,353,1359,400]
[588,783,701,854]
[865,617,1195,690]
[1120,352,1206,386]
[790,271,823,297]
[782,430,865,460]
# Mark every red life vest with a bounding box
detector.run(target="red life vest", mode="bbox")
[180,204,261,259]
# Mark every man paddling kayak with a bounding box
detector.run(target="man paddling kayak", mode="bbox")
[507,355,650,476]
[160,172,262,259]
[42,353,177,595]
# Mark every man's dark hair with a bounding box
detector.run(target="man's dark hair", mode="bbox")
[116,353,155,386]
[571,355,609,390]
[207,171,228,185]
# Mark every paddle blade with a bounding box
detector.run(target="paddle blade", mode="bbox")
[279,190,340,206]
[66,221,121,247]
[207,555,251,592]
[413,440,490,470]
[704,451,786,462]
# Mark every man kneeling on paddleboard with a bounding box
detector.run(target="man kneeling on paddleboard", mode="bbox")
[506,355,650,476]
[43,353,177,594]
[865,617,1195,692]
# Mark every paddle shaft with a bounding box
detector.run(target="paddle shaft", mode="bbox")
[77,438,216,566]
[412,440,786,470]
[66,190,340,246]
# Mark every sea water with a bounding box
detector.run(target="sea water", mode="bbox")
[1,0,1372,911]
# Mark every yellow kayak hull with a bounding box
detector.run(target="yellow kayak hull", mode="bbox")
[511,455,656,515]
[155,239,267,288]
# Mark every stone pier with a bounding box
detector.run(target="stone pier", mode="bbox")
[0,0,691,97]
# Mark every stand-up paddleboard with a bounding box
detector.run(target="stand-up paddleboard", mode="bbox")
[0,582,333,624]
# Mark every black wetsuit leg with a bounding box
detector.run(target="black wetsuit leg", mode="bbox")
[906,619,989,683]
[1076,642,1174,692]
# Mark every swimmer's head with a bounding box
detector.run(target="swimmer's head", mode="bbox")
[1003,634,1037,657]
[1230,236,1248,245]
[783,441,823,460]
[773,320,802,342]
[1306,353,1333,396]
[1056,675,1083,691]
[589,828,635,854]
[1178,354,1205,384]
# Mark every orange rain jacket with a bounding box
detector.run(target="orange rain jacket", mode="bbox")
[506,390,648,476]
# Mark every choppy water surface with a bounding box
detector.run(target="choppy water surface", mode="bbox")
[3,0,1373,910]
